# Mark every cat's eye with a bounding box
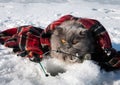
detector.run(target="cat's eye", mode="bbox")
[72,39,79,44]
[61,39,67,44]
[79,31,87,38]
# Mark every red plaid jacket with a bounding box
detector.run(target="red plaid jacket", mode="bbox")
[0,26,50,60]
[1,15,117,67]
[45,15,112,49]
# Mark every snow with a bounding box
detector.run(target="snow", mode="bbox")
[0,0,120,85]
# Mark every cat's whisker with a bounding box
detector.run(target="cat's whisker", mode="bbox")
[42,49,94,63]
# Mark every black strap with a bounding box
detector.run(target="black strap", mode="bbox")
[19,34,27,51]
[29,27,43,36]
[17,25,30,33]
[90,22,106,36]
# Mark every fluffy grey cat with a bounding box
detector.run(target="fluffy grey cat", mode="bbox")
[50,20,95,63]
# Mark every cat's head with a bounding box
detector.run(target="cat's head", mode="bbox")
[50,20,95,63]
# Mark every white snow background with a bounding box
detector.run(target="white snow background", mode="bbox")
[0,0,120,85]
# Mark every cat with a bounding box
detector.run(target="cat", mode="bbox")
[50,20,95,63]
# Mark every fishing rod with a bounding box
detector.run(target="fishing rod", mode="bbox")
[38,62,49,77]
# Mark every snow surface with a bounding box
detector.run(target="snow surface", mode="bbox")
[0,0,120,85]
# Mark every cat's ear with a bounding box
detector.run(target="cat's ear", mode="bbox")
[54,27,63,35]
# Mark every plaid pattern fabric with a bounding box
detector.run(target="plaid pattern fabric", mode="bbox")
[0,15,119,68]
[0,26,50,60]
[0,28,17,45]
[45,15,112,50]
[0,15,112,59]
[45,15,120,69]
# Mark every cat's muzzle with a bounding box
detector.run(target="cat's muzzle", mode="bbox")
[55,49,91,63]
[75,53,91,63]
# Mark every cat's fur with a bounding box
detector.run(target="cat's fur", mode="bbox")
[50,20,95,63]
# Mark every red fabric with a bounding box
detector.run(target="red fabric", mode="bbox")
[0,36,11,43]
[2,28,17,36]
[26,32,43,55]
[40,37,50,47]
[0,15,112,56]
[45,15,73,32]
[79,18,112,49]
[4,39,18,48]
[0,15,115,64]
[46,15,112,51]
[0,28,17,43]
[0,26,48,59]
[18,26,33,35]
[109,57,120,67]
[98,32,112,49]
[79,18,97,29]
